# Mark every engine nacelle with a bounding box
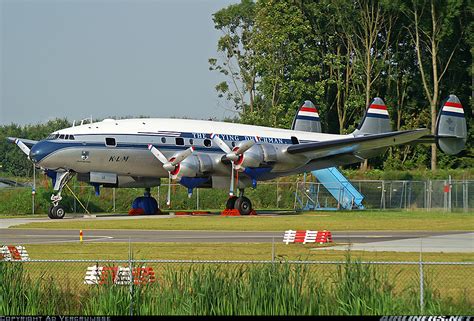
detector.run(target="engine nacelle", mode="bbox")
[173,155,200,179]
[235,143,277,169]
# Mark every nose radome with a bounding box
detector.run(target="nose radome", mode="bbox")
[29,143,41,163]
[29,140,51,164]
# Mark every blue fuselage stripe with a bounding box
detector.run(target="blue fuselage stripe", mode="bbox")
[441,111,465,118]
[366,113,389,119]
[296,115,320,121]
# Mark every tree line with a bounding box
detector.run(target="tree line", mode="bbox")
[209,0,472,170]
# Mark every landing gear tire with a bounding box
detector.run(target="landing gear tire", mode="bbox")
[234,196,252,215]
[54,205,66,219]
[226,196,238,209]
[48,206,55,219]
[49,205,66,219]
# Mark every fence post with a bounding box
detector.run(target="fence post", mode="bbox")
[381,181,386,209]
[113,188,116,212]
[419,239,424,314]
[276,179,279,209]
[32,164,36,215]
[448,175,452,212]
[129,238,134,316]
[464,179,468,212]
[196,188,199,210]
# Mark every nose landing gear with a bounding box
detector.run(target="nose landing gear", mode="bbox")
[48,171,74,219]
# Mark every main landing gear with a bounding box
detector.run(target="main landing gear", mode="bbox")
[48,171,73,219]
[225,189,254,215]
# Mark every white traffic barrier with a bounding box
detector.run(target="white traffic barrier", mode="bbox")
[283,230,296,244]
[0,245,30,261]
[84,265,156,285]
[283,230,333,244]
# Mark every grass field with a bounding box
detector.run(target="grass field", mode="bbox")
[12,210,474,231]
[22,242,474,262]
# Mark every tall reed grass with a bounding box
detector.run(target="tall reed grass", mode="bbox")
[1,260,471,315]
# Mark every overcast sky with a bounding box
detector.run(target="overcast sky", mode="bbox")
[0,0,237,126]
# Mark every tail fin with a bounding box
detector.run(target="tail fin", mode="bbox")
[291,100,322,133]
[353,97,391,136]
[436,94,467,155]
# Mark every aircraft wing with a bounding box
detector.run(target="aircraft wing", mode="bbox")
[286,129,430,159]
[7,137,38,148]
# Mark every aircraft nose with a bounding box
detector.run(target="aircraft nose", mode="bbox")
[29,141,51,164]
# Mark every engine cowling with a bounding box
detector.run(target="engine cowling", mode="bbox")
[173,155,200,179]
[235,143,277,170]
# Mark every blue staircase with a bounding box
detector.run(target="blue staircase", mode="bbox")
[311,167,364,210]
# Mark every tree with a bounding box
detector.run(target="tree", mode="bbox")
[209,0,257,114]
[404,0,464,170]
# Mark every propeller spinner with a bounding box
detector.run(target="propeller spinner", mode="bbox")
[210,133,259,196]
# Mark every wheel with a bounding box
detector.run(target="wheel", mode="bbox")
[51,205,66,219]
[48,206,55,219]
[226,196,238,209]
[234,196,252,215]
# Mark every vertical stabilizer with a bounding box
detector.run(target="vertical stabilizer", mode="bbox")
[353,97,391,136]
[436,94,467,155]
[291,101,322,133]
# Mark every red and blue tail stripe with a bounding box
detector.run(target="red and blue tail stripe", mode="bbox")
[296,102,320,121]
[366,100,389,119]
[440,100,464,118]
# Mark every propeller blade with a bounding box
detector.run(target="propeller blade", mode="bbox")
[14,139,31,156]
[211,133,232,154]
[148,144,168,164]
[229,162,235,196]
[233,139,256,155]
[170,147,194,166]
[167,173,172,206]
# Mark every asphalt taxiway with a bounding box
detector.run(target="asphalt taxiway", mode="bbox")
[0,215,472,253]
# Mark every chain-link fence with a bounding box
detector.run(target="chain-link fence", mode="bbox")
[295,179,473,211]
[1,259,472,315]
[0,179,472,214]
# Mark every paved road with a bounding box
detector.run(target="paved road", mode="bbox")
[0,215,472,252]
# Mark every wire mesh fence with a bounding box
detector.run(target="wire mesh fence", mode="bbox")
[1,259,472,315]
[0,179,472,214]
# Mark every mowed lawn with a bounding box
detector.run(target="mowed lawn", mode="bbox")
[23,242,474,262]
[11,210,474,231]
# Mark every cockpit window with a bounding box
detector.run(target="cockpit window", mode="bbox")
[59,134,65,139]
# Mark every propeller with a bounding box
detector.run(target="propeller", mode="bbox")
[148,144,194,206]
[210,133,258,196]
[13,138,31,157]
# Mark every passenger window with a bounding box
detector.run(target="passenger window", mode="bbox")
[204,139,212,147]
[105,137,116,147]
[65,135,69,140]
[189,138,194,145]
[161,137,166,143]
[69,135,75,140]
[175,137,184,146]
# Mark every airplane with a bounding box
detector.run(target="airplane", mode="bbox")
[8,94,467,219]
